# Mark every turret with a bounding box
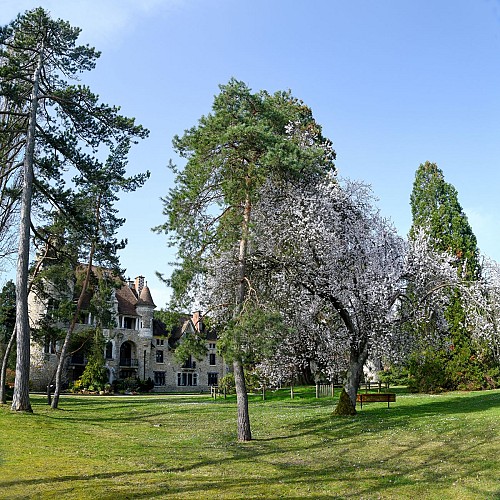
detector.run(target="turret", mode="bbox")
[136,280,155,332]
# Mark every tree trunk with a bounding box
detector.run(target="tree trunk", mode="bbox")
[51,213,98,409]
[233,359,251,441]
[2,236,47,405]
[0,329,15,404]
[12,41,45,412]
[343,336,369,409]
[233,190,252,441]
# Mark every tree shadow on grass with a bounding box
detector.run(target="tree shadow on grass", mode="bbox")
[3,390,497,498]
[2,431,496,500]
[26,394,225,424]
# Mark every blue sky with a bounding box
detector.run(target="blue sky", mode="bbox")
[2,1,500,307]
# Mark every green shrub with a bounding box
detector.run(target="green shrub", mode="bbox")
[137,377,154,393]
[407,350,448,393]
[484,366,500,389]
[219,370,264,395]
[219,373,235,394]
[378,365,409,386]
[407,342,500,393]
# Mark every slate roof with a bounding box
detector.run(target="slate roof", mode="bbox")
[138,284,156,308]
[115,285,141,316]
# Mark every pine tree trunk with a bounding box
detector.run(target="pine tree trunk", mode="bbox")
[233,359,251,441]
[233,191,252,441]
[12,41,45,412]
[12,159,34,412]
[52,211,98,409]
[0,329,15,404]
[2,238,47,405]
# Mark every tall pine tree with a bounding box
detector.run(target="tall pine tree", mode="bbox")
[0,8,148,411]
[159,79,335,440]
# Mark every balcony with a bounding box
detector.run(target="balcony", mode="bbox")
[119,358,139,368]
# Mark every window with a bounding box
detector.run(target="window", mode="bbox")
[208,343,216,350]
[208,372,218,386]
[105,341,113,359]
[182,356,196,369]
[209,353,216,366]
[156,338,164,346]
[177,372,198,386]
[43,335,56,354]
[46,298,60,320]
[123,317,136,329]
[156,350,164,363]
[154,371,166,386]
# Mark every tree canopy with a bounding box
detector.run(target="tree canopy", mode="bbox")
[159,78,335,440]
[407,161,495,391]
[410,161,479,279]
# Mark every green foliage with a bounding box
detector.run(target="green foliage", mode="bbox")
[139,378,155,393]
[0,8,149,219]
[378,365,410,386]
[218,373,235,394]
[173,330,207,364]
[219,370,263,395]
[407,350,449,393]
[405,343,496,393]
[159,78,335,440]
[1,8,149,411]
[409,161,480,278]
[112,377,153,393]
[157,78,335,308]
[407,161,497,391]
[114,377,139,393]
[217,306,286,364]
[153,309,184,335]
[0,280,15,344]
[77,329,107,391]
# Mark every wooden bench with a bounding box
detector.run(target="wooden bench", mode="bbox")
[356,393,396,409]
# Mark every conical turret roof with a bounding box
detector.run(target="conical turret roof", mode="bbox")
[138,282,156,308]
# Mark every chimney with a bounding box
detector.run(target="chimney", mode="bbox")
[192,311,202,332]
[135,276,145,295]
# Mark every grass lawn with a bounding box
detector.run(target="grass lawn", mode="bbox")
[0,387,499,499]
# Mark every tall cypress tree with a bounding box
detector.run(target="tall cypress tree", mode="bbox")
[410,161,480,279]
[409,161,485,390]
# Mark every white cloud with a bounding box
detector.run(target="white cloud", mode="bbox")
[0,0,185,48]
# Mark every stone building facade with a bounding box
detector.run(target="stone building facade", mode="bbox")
[29,275,226,392]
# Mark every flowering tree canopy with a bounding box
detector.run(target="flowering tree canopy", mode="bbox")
[246,177,405,407]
